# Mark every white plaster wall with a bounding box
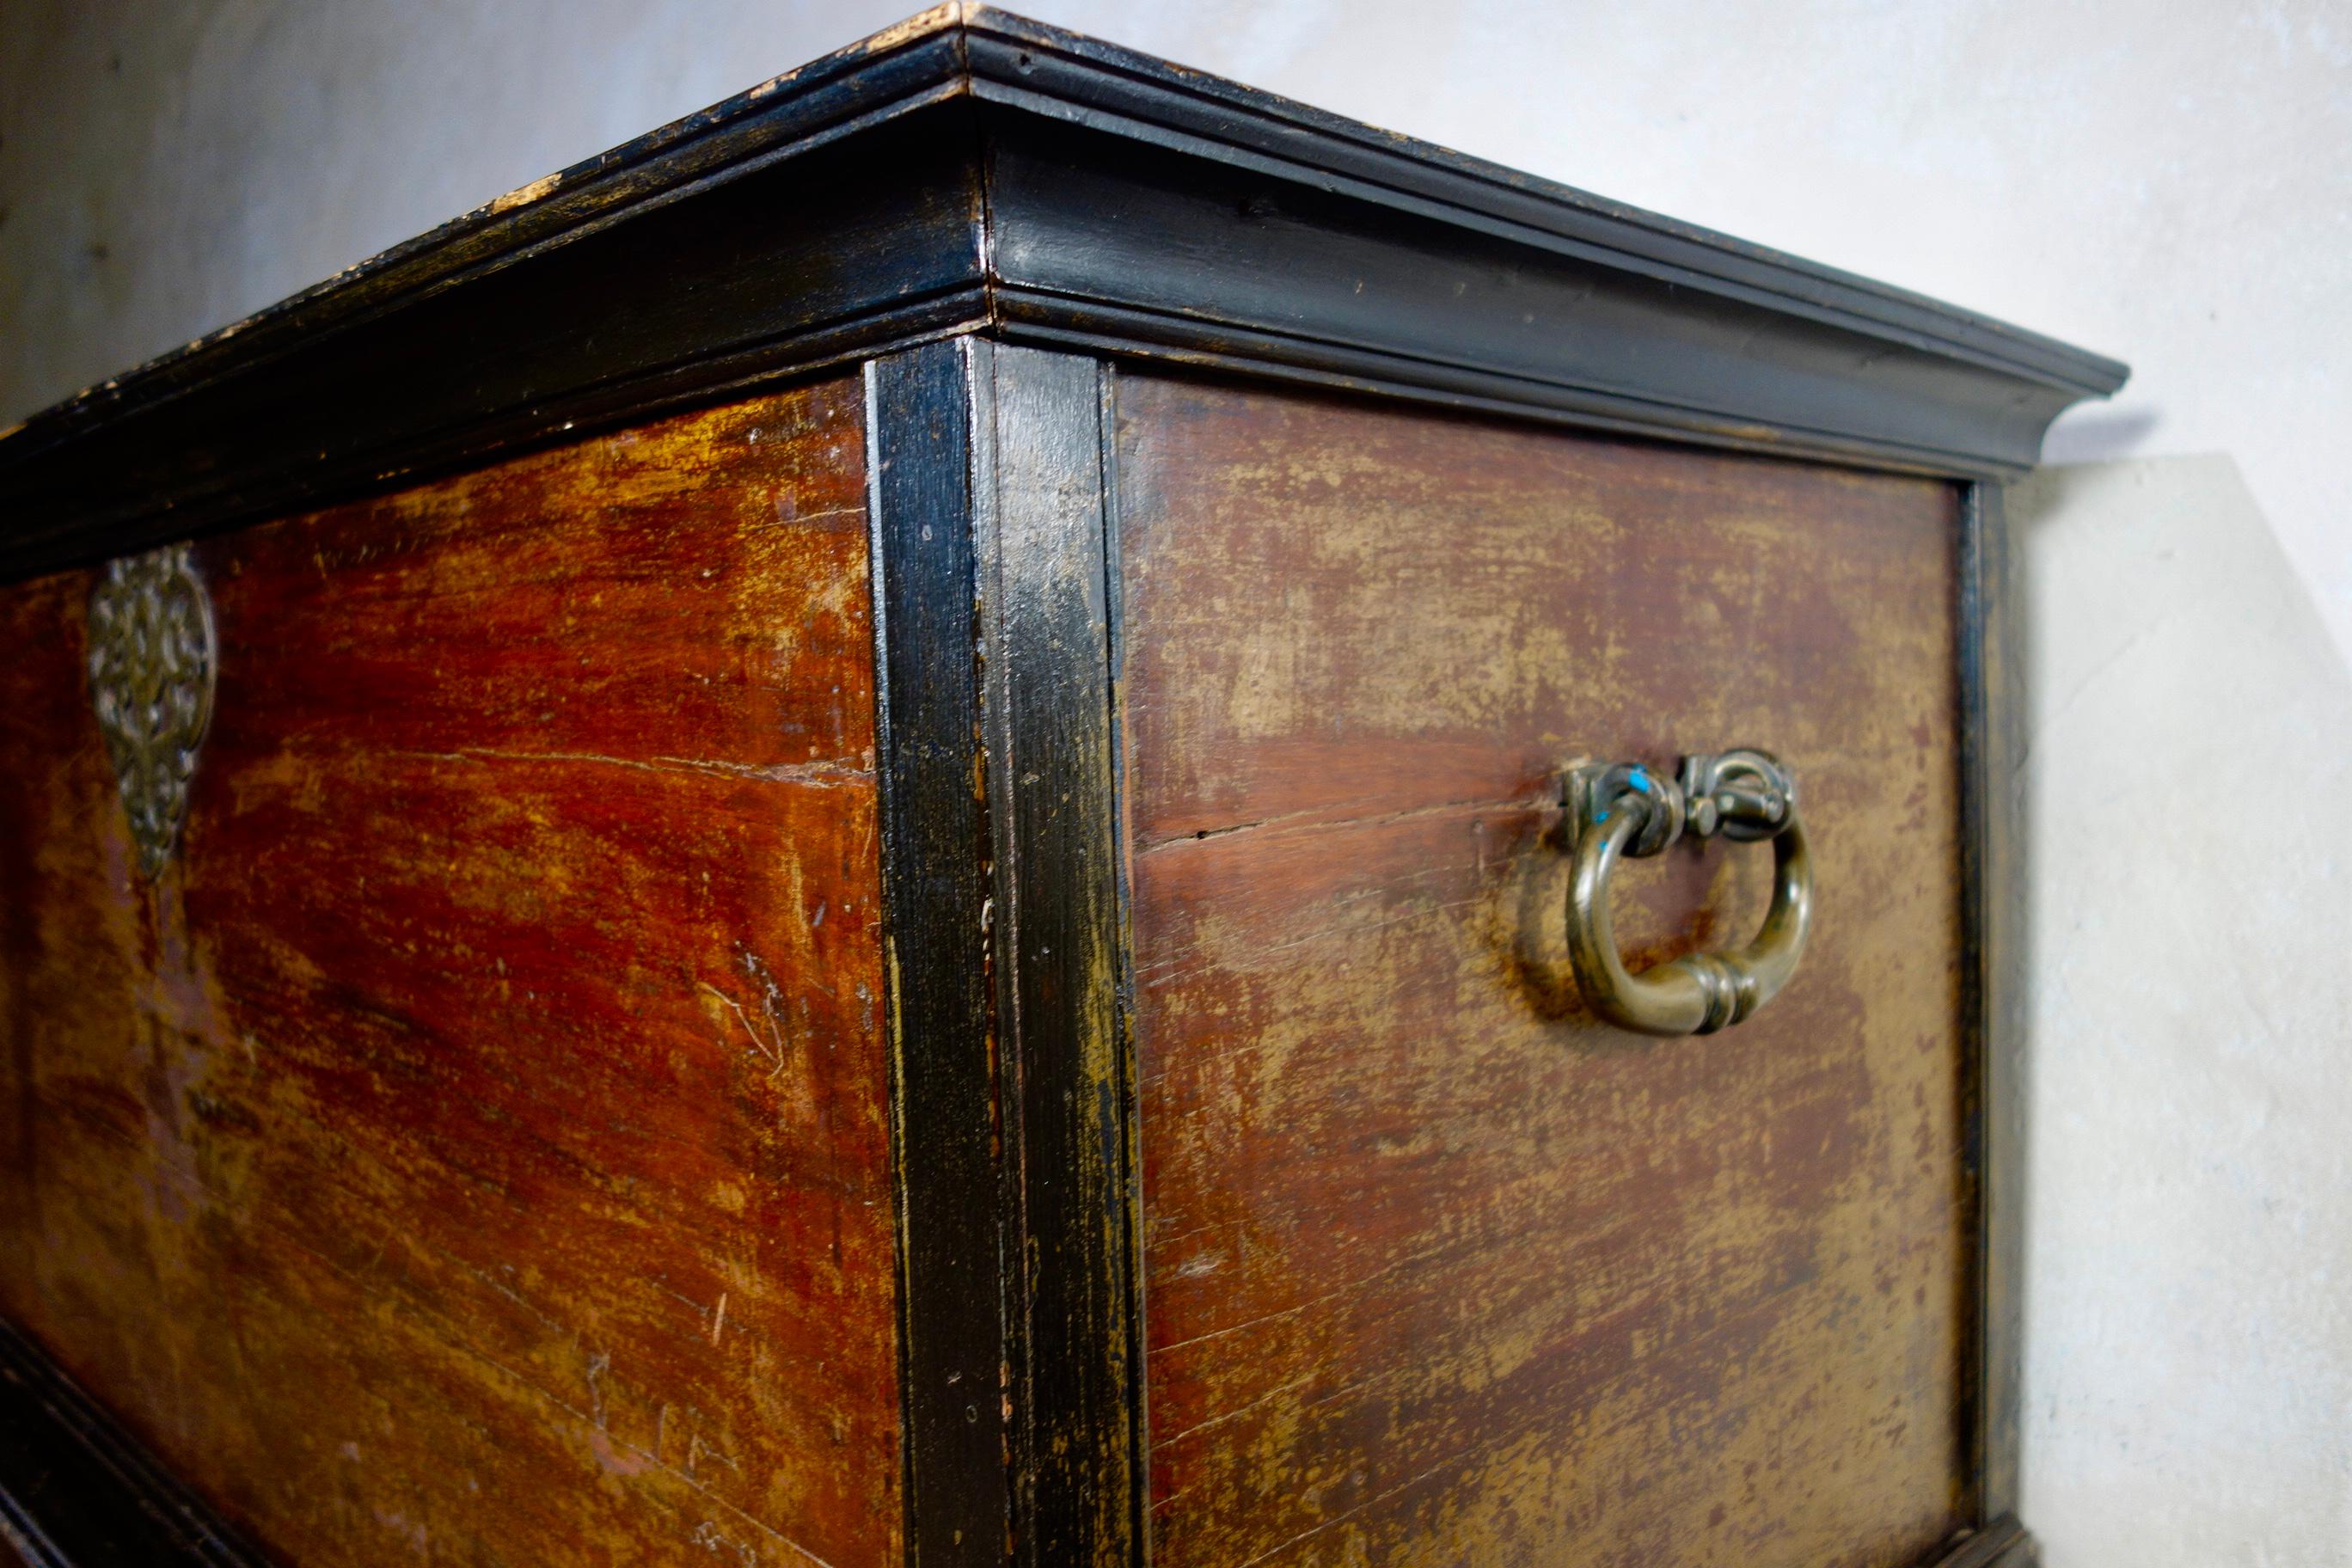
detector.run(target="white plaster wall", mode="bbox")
[3,3,2347,1562]
[2009,453,2352,1566]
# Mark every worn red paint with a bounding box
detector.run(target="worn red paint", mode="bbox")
[1114,373,1974,1567]
[0,380,902,1567]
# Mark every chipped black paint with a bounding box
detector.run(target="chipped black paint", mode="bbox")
[0,9,2122,584]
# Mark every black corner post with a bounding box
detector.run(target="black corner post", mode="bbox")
[868,338,1140,1568]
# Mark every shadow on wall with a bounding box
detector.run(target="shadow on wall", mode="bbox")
[2006,455,2352,1568]
[2040,407,2162,466]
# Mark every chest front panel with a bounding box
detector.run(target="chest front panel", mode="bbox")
[1113,373,1972,1568]
[0,380,903,1568]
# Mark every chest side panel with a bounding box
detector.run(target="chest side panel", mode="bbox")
[0,381,901,1567]
[1115,373,1970,1567]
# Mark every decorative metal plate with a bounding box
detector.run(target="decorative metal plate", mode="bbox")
[88,543,216,877]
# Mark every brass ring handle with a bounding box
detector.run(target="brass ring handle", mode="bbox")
[1561,750,1814,1036]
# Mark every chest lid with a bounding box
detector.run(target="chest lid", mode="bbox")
[0,5,2123,584]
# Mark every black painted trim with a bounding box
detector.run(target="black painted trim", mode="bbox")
[868,340,1014,1566]
[1958,481,2029,1526]
[957,21,2107,394]
[872,338,1140,1566]
[0,90,990,581]
[0,1319,270,1565]
[0,6,2125,581]
[1094,363,1151,1566]
[1923,1514,2040,1568]
[976,347,1136,1567]
[974,77,2101,479]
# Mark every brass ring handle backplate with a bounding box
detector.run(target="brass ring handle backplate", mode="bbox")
[1560,750,1814,1036]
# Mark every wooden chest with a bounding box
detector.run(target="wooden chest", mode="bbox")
[0,10,2124,1566]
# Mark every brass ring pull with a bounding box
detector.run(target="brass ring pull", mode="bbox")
[1561,750,1814,1036]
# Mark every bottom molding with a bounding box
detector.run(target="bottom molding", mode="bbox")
[1926,1514,2039,1568]
[4,1311,2035,1568]
[0,1318,266,1565]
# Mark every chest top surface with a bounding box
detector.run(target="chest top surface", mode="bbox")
[0,4,2122,584]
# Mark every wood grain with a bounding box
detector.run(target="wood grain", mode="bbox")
[866,340,1013,1566]
[0,380,901,1567]
[1114,372,1973,1567]
[977,347,1134,1568]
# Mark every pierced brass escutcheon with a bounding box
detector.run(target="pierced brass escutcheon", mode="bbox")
[1559,750,1813,1036]
[87,543,217,878]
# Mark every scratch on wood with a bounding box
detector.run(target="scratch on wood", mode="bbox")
[0,380,903,1567]
[1117,372,1973,1565]
[393,747,870,787]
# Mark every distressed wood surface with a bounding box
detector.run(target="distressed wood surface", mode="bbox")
[977,348,1135,1568]
[867,342,1013,1567]
[1114,373,1974,1567]
[0,381,902,1567]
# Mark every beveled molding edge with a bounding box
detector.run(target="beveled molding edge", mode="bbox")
[0,1318,270,1566]
[0,7,2123,581]
[1926,1515,2040,1568]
